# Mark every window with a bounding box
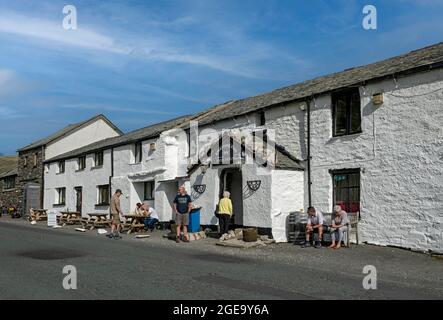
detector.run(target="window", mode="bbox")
[77,156,86,171]
[33,153,38,167]
[258,111,266,126]
[55,188,66,205]
[58,161,65,173]
[24,156,28,167]
[332,169,360,214]
[94,151,104,167]
[4,176,15,189]
[144,181,155,200]
[97,185,110,205]
[332,89,361,136]
[134,142,142,163]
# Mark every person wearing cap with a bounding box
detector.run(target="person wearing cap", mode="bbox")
[109,189,123,239]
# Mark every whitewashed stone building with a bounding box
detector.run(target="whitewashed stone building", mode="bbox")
[42,42,442,253]
[43,116,190,220]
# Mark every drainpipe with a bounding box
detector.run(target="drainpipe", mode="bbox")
[109,148,114,219]
[307,99,312,207]
[40,146,45,210]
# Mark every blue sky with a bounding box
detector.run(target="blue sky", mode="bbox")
[0,0,442,155]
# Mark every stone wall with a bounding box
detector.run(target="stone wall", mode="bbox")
[17,147,44,214]
[0,175,19,209]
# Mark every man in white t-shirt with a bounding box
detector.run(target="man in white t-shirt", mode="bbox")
[301,206,324,249]
[142,203,159,231]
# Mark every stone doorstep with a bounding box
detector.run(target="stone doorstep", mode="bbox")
[216,239,266,249]
[162,231,207,241]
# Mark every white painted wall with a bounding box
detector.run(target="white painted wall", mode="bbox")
[45,118,120,160]
[44,149,112,216]
[309,69,443,253]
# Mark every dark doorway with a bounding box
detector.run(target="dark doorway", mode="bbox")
[24,183,41,215]
[220,168,243,227]
[75,187,82,214]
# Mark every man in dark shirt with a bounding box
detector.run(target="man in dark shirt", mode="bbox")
[173,186,192,243]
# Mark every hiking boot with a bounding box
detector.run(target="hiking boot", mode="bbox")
[175,237,180,243]
[301,242,311,248]
[314,241,322,249]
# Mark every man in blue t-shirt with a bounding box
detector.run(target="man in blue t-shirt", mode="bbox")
[173,186,193,243]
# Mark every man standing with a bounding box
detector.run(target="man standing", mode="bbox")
[173,186,192,243]
[301,206,324,248]
[109,189,123,239]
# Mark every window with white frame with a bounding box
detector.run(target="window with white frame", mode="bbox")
[77,156,86,171]
[94,151,104,167]
[97,185,110,205]
[55,188,66,205]
[144,181,155,200]
[134,142,142,163]
[58,161,65,173]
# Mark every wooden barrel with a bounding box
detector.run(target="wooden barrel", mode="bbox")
[243,228,258,242]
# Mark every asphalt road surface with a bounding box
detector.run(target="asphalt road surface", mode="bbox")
[0,220,442,300]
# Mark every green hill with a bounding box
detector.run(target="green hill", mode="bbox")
[0,156,18,175]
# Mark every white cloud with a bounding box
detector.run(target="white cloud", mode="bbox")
[0,12,129,54]
[59,103,180,116]
[0,10,310,80]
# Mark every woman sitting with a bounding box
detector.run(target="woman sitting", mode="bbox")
[328,205,350,250]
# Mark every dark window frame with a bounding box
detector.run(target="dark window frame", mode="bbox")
[134,141,143,163]
[97,185,110,206]
[58,161,65,174]
[77,156,86,171]
[332,88,362,137]
[144,181,155,200]
[94,151,104,167]
[331,168,361,214]
[3,176,16,190]
[55,187,66,205]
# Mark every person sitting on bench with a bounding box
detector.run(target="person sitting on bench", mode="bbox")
[142,203,159,232]
[302,206,324,249]
[328,205,349,250]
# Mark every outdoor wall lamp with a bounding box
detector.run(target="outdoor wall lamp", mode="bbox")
[247,180,261,192]
[193,184,206,194]
[372,93,384,105]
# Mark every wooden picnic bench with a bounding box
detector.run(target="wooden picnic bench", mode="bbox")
[122,214,146,234]
[58,211,81,225]
[81,213,111,230]
[29,209,48,221]
[288,211,360,247]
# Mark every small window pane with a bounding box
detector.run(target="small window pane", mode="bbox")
[334,98,347,136]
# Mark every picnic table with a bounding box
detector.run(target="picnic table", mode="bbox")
[29,209,48,221]
[122,214,146,234]
[81,213,111,230]
[59,211,81,225]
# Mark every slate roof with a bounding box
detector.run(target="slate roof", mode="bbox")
[18,114,123,152]
[0,168,17,179]
[182,42,443,127]
[45,115,192,163]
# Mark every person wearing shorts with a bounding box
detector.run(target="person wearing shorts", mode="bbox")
[173,186,192,243]
[109,189,123,239]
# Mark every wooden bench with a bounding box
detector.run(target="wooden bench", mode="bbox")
[288,211,360,246]
[29,209,48,221]
[122,215,146,234]
[82,214,112,230]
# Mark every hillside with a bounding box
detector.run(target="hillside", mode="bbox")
[0,156,18,175]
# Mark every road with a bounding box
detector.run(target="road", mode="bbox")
[0,220,442,300]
